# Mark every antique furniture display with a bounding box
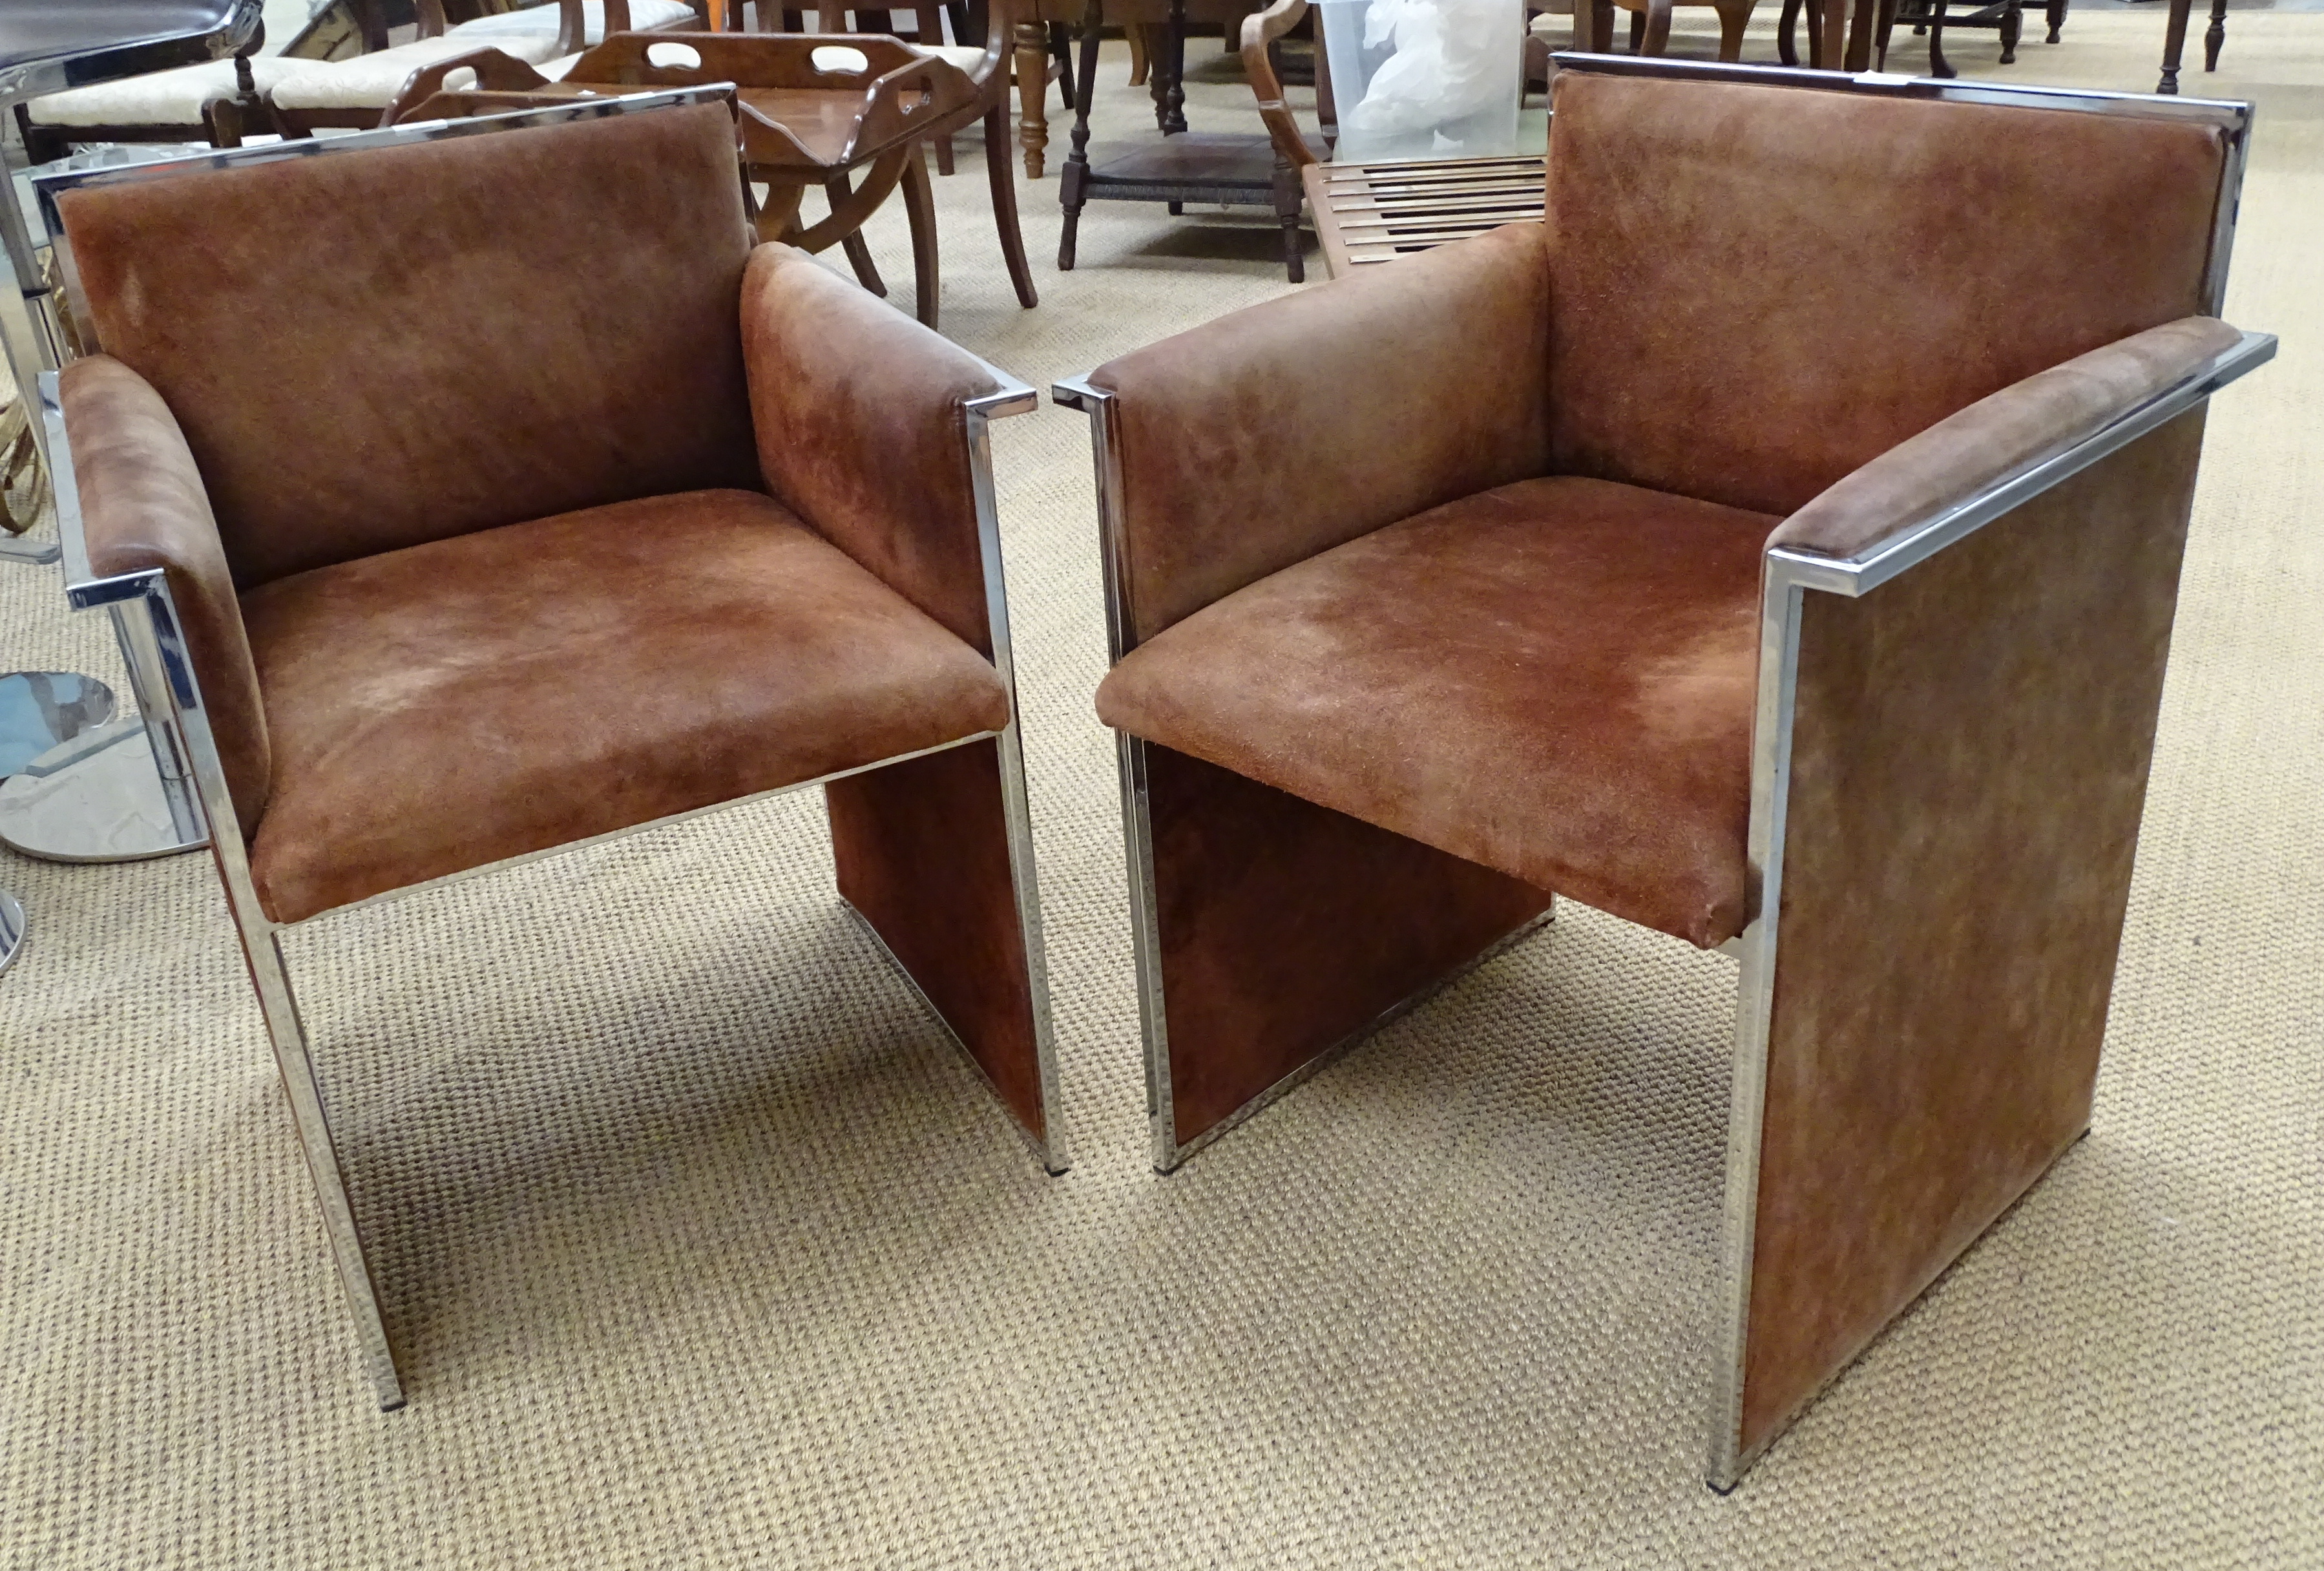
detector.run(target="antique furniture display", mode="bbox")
[1056,58,2268,1486]
[709,1,978,173]
[4,0,267,161]
[1776,0,2053,77]
[1765,0,1884,69]
[701,0,1042,304]
[267,0,700,136]
[13,0,687,153]
[2159,0,2226,95]
[388,25,1033,326]
[1014,0,1250,178]
[1056,0,1305,281]
[36,92,1065,1406]
[1571,0,1759,58]
[18,30,286,154]
[0,0,270,976]
[1292,153,1544,273]
[1246,0,1540,277]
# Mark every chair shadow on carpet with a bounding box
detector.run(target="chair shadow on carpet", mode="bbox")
[285,845,1052,1384]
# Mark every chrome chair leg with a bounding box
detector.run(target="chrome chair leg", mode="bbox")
[242,923,406,1410]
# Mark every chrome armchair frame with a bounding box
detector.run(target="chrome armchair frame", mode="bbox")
[36,90,1066,1412]
[1059,59,2270,1488]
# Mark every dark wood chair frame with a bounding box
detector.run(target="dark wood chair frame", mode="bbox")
[1056,0,1306,282]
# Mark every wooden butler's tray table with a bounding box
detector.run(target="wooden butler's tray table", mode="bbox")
[1303,154,1546,273]
[1242,0,1544,278]
[395,32,986,325]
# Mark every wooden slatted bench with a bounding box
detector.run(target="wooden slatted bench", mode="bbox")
[1303,154,1547,275]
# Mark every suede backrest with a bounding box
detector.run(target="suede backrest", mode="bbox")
[1544,72,2226,518]
[56,101,760,590]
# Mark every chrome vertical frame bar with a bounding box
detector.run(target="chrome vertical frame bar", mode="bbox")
[145,575,403,1410]
[1052,375,1180,1170]
[963,367,1071,1174]
[48,372,404,1408]
[1707,564,1805,1493]
[101,598,208,849]
[1117,732,1175,1170]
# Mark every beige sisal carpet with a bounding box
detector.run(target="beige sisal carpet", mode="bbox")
[3,13,2319,1568]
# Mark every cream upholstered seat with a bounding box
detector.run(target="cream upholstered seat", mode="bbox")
[268,33,565,114]
[269,0,694,121]
[449,0,699,45]
[912,42,988,70]
[25,58,300,129]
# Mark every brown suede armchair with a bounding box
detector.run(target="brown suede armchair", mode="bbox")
[34,92,1064,1410]
[1055,58,2272,1487]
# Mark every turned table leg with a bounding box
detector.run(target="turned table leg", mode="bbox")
[2158,0,2189,92]
[1015,18,1051,178]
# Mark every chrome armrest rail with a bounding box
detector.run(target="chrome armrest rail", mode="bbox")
[1773,328,2276,599]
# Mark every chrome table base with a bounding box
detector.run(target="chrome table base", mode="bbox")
[0,670,122,973]
[0,716,207,862]
[0,668,113,773]
[0,887,21,974]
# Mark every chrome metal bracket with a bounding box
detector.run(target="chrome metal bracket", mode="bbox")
[0,887,23,976]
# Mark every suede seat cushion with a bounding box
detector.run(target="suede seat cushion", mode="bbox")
[241,488,1010,924]
[1095,476,1777,947]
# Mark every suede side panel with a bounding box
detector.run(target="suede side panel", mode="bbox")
[1146,744,1552,1148]
[1099,477,1773,949]
[1089,221,1553,643]
[1545,72,2223,518]
[242,489,1010,923]
[1739,412,2208,1460]
[60,354,272,828]
[57,102,759,589]
[742,244,1001,655]
[828,739,1045,1141]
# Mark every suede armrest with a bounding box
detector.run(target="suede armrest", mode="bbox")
[1085,221,1554,645]
[740,243,1005,655]
[1770,317,2248,562]
[59,355,271,831]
